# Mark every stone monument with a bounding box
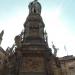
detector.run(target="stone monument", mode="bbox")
[7,0,62,75]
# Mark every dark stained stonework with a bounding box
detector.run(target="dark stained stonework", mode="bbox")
[5,0,62,75]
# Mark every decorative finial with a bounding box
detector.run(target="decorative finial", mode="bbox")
[0,30,4,45]
[44,30,48,42]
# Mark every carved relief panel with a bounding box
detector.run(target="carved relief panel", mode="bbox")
[20,57,45,72]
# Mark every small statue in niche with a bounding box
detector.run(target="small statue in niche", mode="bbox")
[0,30,4,45]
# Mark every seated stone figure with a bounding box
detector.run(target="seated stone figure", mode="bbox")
[14,30,24,48]
[15,35,22,48]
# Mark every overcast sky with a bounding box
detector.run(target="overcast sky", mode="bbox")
[0,0,75,57]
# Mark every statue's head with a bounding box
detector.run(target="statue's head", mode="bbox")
[28,0,41,14]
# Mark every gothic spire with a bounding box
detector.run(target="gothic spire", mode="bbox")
[23,0,45,43]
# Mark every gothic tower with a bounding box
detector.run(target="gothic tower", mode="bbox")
[7,0,62,75]
[23,0,45,44]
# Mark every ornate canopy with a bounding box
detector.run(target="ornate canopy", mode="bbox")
[28,0,41,14]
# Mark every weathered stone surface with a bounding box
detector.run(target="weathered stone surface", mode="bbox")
[6,0,62,75]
